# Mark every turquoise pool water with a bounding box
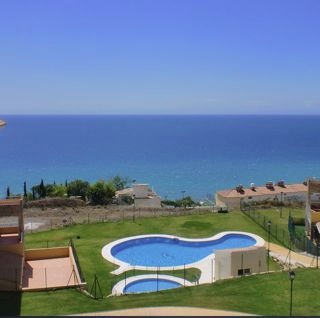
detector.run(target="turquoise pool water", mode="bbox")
[111,233,256,267]
[124,278,181,293]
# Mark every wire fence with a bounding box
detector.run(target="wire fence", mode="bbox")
[288,215,318,255]
[109,264,196,293]
[24,207,214,233]
[243,207,318,255]
[243,207,293,249]
[69,238,85,283]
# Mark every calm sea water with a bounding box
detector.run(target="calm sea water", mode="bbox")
[1,115,320,200]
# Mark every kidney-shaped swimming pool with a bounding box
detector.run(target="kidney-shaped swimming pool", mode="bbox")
[102,231,264,268]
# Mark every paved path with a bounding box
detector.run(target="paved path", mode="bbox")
[268,242,317,268]
[75,306,256,316]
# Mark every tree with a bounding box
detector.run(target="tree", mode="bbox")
[88,180,116,205]
[39,179,46,198]
[109,175,131,191]
[6,186,10,198]
[67,179,90,201]
[23,181,27,197]
[175,196,196,208]
[51,184,67,197]
[31,179,47,199]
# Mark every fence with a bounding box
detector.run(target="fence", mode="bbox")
[243,207,292,249]
[69,238,85,283]
[24,207,214,233]
[109,264,197,293]
[288,215,319,255]
[243,207,319,255]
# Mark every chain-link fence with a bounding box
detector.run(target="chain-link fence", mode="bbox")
[243,207,292,249]
[288,215,318,255]
[243,207,319,255]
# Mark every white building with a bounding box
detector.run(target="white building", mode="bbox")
[116,183,162,209]
[215,246,267,280]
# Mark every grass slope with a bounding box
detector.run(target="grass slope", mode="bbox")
[14,268,320,316]
[0,211,291,315]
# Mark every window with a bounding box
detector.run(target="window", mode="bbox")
[238,268,251,276]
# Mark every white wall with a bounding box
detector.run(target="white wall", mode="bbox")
[215,246,267,280]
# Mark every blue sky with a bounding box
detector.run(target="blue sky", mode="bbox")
[0,0,319,115]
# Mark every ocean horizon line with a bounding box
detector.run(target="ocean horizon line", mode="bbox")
[2,113,320,117]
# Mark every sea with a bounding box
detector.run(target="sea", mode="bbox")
[1,115,320,201]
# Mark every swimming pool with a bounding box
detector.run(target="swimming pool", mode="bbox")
[125,278,181,293]
[102,231,265,270]
[111,274,193,295]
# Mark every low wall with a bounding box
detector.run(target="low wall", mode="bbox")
[0,243,24,257]
[25,247,69,261]
[0,226,19,234]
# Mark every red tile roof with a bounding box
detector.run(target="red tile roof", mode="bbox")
[217,183,307,198]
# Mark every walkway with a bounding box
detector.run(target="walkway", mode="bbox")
[268,242,317,268]
[75,306,256,316]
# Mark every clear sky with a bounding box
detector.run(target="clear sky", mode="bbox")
[1,0,319,115]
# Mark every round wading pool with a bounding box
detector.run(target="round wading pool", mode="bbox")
[124,278,182,293]
[111,274,194,295]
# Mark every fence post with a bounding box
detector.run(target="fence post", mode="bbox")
[45,267,47,290]
[157,266,159,292]
[124,271,127,295]
[211,259,214,283]
[241,253,244,276]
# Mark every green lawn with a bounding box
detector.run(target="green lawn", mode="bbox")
[251,207,304,227]
[1,268,318,316]
[0,211,296,315]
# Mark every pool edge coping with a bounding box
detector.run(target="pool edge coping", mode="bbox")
[101,231,265,274]
[111,274,194,295]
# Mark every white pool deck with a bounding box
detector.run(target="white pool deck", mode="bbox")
[102,231,265,287]
[112,274,194,295]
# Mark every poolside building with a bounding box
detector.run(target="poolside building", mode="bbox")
[215,181,307,211]
[215,246,267,280]
[305,179,320,241]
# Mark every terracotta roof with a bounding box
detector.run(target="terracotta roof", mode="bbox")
[217,183,307,199]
